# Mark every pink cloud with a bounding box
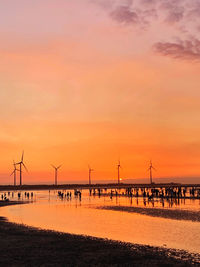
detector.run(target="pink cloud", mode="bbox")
[154,38,200,61]
[110,5,139,24]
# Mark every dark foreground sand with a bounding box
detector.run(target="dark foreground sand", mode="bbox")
[0,202,200,266]
[98,205,200,222]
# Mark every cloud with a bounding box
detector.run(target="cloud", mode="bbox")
[159,0,185,24]
[95,0,184,28]
[94,0,200,61]
[95,0,200,28]
[154,38,200,61]
[186,1,200,19]
[165,7,184,23]
[110,5,139,24]
[93,0,156,27]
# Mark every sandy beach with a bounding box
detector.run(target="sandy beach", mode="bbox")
[98,205,200,222]
[0,201,199,266]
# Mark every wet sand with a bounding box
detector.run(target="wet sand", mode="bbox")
[98,205,200,222]
[0,200,30,207]
[0,202,199,266]
[0,217,199,266]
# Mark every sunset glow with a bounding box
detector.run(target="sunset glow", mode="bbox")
[1,0,200,184]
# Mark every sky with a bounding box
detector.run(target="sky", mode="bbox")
[1,0,200,184]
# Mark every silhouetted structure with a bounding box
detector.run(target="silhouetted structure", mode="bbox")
[148,160,156,184]
[10,160,19,186]
[88,165,94,185]
[51,164,62,185]
[16,151,28,186]
[117,160,121,184]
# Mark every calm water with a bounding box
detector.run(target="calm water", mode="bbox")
[1,190,200,253]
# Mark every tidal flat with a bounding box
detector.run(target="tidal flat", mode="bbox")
[0,215,199,266]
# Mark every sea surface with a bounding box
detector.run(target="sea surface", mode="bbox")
[0,189,200,253]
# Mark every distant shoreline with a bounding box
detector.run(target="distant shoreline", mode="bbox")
[0,182,200,192]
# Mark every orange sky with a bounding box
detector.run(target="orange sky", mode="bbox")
[0,0,200,184]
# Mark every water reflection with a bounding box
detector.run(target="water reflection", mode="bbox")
[1,189,200,254]
[1,188,200,211]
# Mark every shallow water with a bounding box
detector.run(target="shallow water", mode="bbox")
[0,190,200,253]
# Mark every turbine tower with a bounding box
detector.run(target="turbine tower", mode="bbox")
[88,165,94,185]
[10,160,19,186]
[148,160,156,184]
[16,151,28,186]
[51,165,62,186]
[117,160,121,184]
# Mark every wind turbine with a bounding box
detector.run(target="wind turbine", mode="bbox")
[51,164,62,186]
[117,160,121,184]
[88,165,94,185]
[148,160,156,184]
[16,151,28,186]
[10,160,19,186]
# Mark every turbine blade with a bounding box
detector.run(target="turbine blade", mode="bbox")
[22,163,28,172]
[21,151,24,162]
[10,171,14,176]
[51,164,56,169]
[57,165,62,169]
